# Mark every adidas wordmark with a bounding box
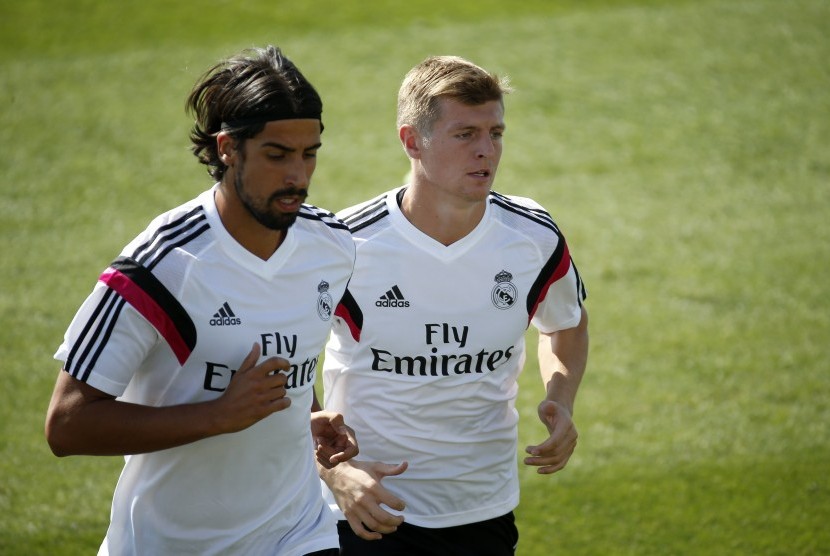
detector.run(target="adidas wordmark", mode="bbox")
[210,301,242,326]
[376,285,410,308]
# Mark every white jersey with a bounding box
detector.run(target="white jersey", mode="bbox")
[322,186,586,528]
[55,186,355,556]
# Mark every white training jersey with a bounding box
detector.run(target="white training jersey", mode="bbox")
[55,186,355,556]
[322,186,586,528]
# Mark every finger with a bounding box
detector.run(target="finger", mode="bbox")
[376,461,408,479]
[525,435,576,459]
[327,425,359,465]
[523,452,567,467]
[373,462,408,512]
[269,391,291,408]
[376,491,406,513]
[314,438,350,469]
[532,449,574,474]
[525,427,577,456]
[346,515,383,541]
[535,460,570,475]
[316,451,336,470]
[256,384,291,413]
[368,513,404,533]
[255,356,291,377]
[357,506,404,534]
[237,343,261,373]
[325,412,346,428]
[524,439,576,468]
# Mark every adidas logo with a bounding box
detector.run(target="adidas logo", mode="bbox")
[376,285,410,308]
[209,302,242,326]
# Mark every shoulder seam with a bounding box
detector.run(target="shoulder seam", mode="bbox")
[489,193,560,235]
[130,206,210,270]
[298,204,350,231]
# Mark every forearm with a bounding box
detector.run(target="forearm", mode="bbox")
[311,387,323,412]
[317,458,337,485]
[46,372,223,457]
[47,344,292,457]
[538,305,589,414]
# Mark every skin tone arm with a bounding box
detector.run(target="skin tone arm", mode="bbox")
[525,305,589,474]
[310,390,360,469]
[313,341,406,539]
[318,458,408,540]
[318,307,588,540]
[320,307,588,538]
[318,309,589,539]
[47,343,292,456]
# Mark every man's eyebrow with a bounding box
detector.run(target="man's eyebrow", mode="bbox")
[261,141,322,152]
[449,122,506,131]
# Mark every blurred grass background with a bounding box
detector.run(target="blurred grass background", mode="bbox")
[1,0,828,554]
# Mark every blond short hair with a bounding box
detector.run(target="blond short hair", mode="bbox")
[396,55,511,135]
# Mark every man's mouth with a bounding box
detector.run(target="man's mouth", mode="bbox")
[271,188,308,207]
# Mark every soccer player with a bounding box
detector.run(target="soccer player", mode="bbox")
[45,45,357,556]
[318,55,589,555]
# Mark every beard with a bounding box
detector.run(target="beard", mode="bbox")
[234,165,308,231]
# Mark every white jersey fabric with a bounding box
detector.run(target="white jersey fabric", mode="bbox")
[55,185,355,556]
[322,186,586,528]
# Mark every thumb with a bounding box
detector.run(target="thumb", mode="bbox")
[538,400,570,429]
[375,461,409,479]
[525,435,556,456]
[237,343,261,374]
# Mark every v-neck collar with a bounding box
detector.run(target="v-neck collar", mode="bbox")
[386,186,492,262]
[200,186,298,279]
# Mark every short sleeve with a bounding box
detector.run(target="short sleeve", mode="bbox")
[54,280,160,396]
[530,260,586,334]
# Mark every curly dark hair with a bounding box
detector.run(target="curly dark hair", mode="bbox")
[186,45,323,181]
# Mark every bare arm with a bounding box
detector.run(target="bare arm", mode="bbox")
[45,343,291,456]
[319,459,408,540]
[311,410,359,469]
[525,305,589,474]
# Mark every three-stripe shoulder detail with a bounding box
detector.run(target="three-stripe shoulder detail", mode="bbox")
[340,195,390,233]
[65,207,208,381]
[64,288,128,382]
[297,204,350,230]
[489,192,560,235]
[131,206,210,270]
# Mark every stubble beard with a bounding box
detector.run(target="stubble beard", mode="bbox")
[233,164,307,231]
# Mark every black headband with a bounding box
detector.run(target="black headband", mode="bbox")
[221,111,323,131]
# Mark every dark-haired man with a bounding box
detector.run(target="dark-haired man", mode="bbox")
[46,45,356,556]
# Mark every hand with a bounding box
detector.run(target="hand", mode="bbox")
[524,400,578,475]
[213,343,291,433]
[322,459,408,540]
[312,411,359,469]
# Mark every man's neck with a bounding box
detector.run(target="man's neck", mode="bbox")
[400,183,486,246]
[214,185,285,260]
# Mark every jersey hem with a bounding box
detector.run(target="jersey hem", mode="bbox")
[330,495,519,530]
[402,495,519,528]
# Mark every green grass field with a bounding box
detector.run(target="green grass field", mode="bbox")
[2,0,828,554]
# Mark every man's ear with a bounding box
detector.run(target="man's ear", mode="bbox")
[216,132,237,166]
[399,125,422,160]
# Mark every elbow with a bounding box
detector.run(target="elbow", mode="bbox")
[45,411,76,457]
[45,432,70,458]
[44,424,67,457]
[48,444,72,458]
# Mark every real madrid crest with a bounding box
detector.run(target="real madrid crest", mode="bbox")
[317,280,333,321]
[491,270,517,310]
